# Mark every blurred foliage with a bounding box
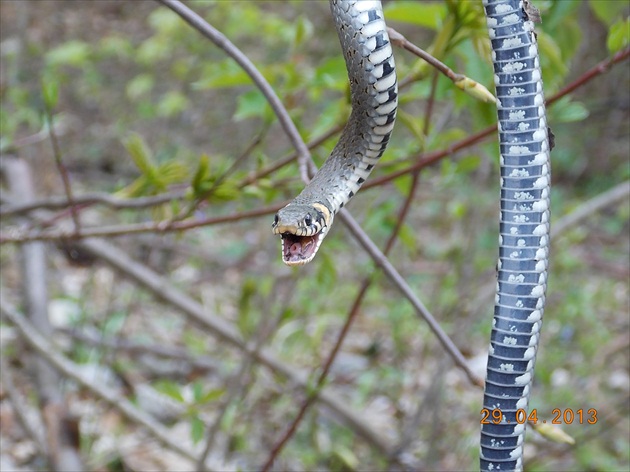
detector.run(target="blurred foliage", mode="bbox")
[0,1,628,471]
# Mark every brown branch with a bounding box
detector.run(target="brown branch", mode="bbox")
[43,104,81,234]
[388,27,495,103]
[0,203,282,243]
[0,191,184,217]
[547,46,630,106]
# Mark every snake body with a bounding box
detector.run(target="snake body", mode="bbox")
[272,0,397,265]
[481,1,551,471]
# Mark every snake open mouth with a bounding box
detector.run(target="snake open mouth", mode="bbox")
[280,232,322,266]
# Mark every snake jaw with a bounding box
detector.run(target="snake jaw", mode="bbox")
[272,203,332,266]
[279,231,325,266]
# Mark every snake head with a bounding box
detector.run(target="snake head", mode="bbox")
[272,202,332,266]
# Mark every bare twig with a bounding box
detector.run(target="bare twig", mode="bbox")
[43,104,81,234]
[552,181,630,238]
[0,203,283,243]
[546,46,630,106]
[339,208,483,386]
[0,191,184,217]
[388,27,495,103]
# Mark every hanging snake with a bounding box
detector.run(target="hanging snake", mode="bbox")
[272,1,550,470]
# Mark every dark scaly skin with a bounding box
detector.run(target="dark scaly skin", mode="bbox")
[480,1,551,470]
[272,0,398,266]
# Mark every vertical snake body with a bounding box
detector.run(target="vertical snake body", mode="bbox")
[481,1,551,470]
[272,0,397,265]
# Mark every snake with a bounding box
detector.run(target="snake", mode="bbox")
[272,1,550,470]
[272,0,397,265]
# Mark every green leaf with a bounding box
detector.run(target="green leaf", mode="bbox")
[123,133,156,176]
[46,40,91,67]
[199,388,225,405]
[157,90,190,117]
[293,15,314,49]
[194,59,254,89]
[192,154,211,195]
[41,80,58,110]
[607,17,630,54]
[549,96,589,123]
[331,444,359,471]
[384,1,446,30]
[153,380,184,403]
[234,89,270,121]
[190,416,205,444]
[589,0,629,26]
[157,161,189,186]
[126,74,155,100]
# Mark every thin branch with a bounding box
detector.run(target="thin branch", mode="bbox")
[338,208,483,386]
[552,180,630,238]
[546,46,630,106]
[156,0,314,183]
[0,203,283,243]
[388,27,495,103]
[43,105,81,234]
[0,191,184,217]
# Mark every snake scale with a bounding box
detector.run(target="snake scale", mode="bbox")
[272,1,550,470]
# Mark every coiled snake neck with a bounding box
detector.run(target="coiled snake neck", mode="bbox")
[272,0,398,265]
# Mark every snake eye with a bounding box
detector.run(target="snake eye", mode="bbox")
[273,214,279,226]
[304,214,312,226]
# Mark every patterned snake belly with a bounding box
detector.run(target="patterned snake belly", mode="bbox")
[481,1,551,471]
[272,0,398,265]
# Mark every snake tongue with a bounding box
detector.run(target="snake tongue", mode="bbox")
[281,233,320,266]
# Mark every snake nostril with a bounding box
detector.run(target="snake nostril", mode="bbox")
[273,214,279,226]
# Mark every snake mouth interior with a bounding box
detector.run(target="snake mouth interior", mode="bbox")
[280,232,322,266]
